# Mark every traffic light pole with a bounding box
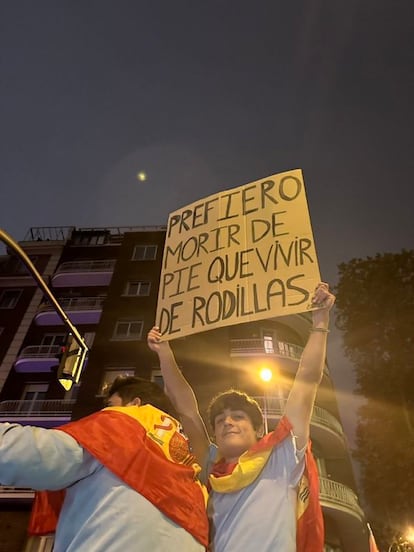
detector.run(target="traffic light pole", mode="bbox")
[0,228,88,357]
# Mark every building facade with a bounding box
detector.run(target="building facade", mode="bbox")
[0,226,369,551]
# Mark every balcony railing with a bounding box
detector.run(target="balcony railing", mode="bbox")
[52,259,116,287]
[56,259,116,273]
[230,338,303,360]
[0,399,75,416]
[230,338,330,376]
[319,477,365,520]
[23,226,74,242]
[311,405,344,437]
[18,345,61,359]
[14,345,62,373]
[23,225,167,243]
[76,225,167,234]
[38,296,105,312]
[252,396,344,440]
[35,296,105,326]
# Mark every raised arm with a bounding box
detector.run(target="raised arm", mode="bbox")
[284,283,335,449]
[0,423,91,489]
[147,327,211,464]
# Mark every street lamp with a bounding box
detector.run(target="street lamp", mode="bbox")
[0,228,89,390]
[259,367,273,434]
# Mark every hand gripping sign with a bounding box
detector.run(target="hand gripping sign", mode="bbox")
[156,169,321,340]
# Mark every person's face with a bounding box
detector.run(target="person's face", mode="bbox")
[214,408,260,462]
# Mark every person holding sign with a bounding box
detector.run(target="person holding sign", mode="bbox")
[147,282,335,552]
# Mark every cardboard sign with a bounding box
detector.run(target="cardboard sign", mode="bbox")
[156,169,321,339]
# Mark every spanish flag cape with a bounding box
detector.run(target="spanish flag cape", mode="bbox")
[28,405,209,548]
[209,416,324,552]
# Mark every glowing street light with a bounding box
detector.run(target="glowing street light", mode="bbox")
[260,367,273,382]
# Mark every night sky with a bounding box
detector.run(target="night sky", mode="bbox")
[1,1,413,450]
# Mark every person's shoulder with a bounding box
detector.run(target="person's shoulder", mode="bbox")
[269,432,306,474]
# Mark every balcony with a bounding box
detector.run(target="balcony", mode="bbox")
[0,399,75,425]
[14,345,61,373]
[320,477,364,520]
[35,296,105,326]
[253,396,345,454]
[320,477,368,551]
[230,338,330,376]
[52,259,116,287]
[231,338,303,361]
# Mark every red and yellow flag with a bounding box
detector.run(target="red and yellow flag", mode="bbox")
[28,405,208,547]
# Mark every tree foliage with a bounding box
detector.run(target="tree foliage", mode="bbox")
[335,250,414,545]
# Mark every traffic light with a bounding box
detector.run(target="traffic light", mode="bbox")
[57,334,87,391]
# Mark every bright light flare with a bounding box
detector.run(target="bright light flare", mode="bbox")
[405,527,414,543]
[260,367,273,382]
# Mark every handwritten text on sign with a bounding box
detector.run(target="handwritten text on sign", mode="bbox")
[156,169,321,339]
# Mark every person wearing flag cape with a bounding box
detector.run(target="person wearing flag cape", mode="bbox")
[0,376,208,551]
[148,282,335,552]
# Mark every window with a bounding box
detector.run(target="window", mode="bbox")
[261,329,278,354]
[38,334,66,355]
[21,383,49,402]
[0,289,22,309]
[277,341,296,358]
[100,367,136,395]
[124,281,151,296]
[263,335,274,354]
[132,245,157,261]
[20,383,49,413]
[41,334,66,347]
[113,320,143,340]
